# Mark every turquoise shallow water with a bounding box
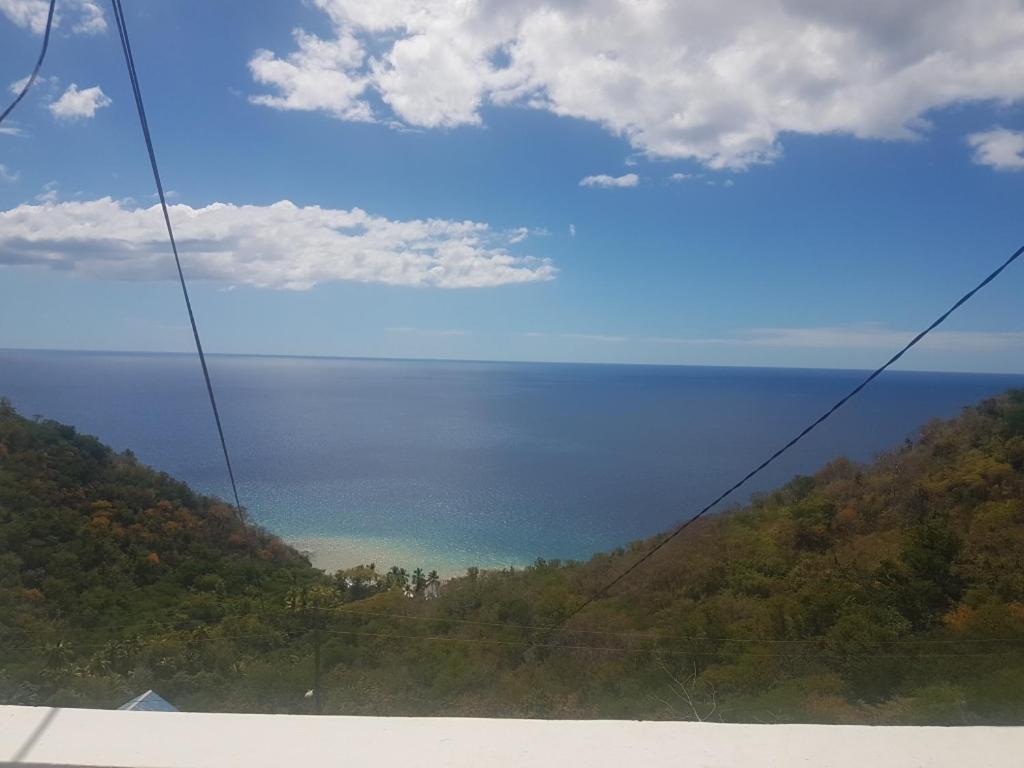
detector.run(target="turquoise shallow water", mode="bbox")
[3,349,1023,573]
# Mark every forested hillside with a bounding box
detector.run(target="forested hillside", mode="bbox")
[2,392,1023,723]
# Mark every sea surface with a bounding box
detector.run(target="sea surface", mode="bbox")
[2,349,1023,574]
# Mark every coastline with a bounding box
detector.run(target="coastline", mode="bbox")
[285,534,531,578]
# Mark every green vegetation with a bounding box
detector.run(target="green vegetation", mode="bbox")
[2,391,1024,723]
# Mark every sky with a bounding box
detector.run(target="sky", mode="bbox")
[0,0,1023,373]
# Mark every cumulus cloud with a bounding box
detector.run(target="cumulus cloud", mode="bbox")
[579,173,639,188]
[69,0,104,34]
[48,84,111,120]
[644,324,1024,353]
[728,326,1024,352]
[0,197,556,290]
[0,0,105,35]
[34,180,58,204]
[247,1,1024,169]
[0,164,18,183]
[387,326,471,337]
[968,128,1024,171]
[0,0,50,32]
[249,30,373,122]
[528,325,1024,353]
[8,76,30,95]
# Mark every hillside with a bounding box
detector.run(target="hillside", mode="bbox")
[1,391,1023,723]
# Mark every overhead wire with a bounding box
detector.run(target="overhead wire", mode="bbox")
[545,241,1024,636]
[16,595,1020,647]
[305,603,1024,645]
[107,0,243,518]
[7,596,1024,652]
[0,0,56,126]
[99,0,1024,653]
[30,0,1018,686]
[6,622,1022,659]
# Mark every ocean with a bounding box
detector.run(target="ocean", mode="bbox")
[2,349,1022,574]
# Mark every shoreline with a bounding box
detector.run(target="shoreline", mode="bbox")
[285,534,531,579]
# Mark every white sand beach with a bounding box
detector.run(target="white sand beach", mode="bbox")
[286,534,530,578]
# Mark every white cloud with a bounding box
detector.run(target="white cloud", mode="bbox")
[0,197,557,290]
[637,324,1024,353]
[579,172,639,188]
[248,29,373,122]
[0,0,50,32]
[48,84,111,121]
[8,74,57,103]
[0,0,105,35]
[967,128,1024,171]
[69,0,104,34]
[0,164,18,182]
[8,76,30,95]
[568,223,575,237]
[248,1,1024,169]
[9,74,57,94]
[387,326,471,337]
[728,326,1024,352]
[562,333,629,343]
[526,324,1024,353]
[669,173,694,182]
[34,180,57,203]
[520,331,628,343]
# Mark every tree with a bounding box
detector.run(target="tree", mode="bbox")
[285,584,340,714]
[894,521,964,628]
[386,566,409,591]
[412,568,426,594]
[653,661,718,722]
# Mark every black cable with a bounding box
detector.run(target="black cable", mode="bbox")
[8,596,1024,646]
[104,0,1022,636]
[0,0,56,126]
[108,0,243,518]
[7,623,1021,659]
[548,242,1024,633]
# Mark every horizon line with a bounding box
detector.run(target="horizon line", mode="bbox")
[3,345,1024,378]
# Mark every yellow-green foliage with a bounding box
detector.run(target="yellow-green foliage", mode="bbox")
[1,391,1024,722]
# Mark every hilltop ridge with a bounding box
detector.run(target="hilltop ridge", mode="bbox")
[1,392,1023,722]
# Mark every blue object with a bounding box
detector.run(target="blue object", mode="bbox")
[117,690,178,712]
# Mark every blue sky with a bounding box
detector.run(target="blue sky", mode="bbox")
[1,0,1023,372]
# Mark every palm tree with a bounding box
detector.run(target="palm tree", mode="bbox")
[387,565,409,590]
[284,584,338,714]
[425,569,441,599]
[412,567,426,594]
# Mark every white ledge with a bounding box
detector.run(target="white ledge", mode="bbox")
[2,705,1022,768]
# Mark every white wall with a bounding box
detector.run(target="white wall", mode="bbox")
[2,705,1022,768]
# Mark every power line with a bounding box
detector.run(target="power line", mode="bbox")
[57,594,1004,647]
[547,242,1024,635]
[108,0,243,518]
[0,0,56,126]
[6,623,1022,659]
[310,627,1023,659]
[91,0,1024,659]
[308,604,1024,645]
[8,597,1024,650]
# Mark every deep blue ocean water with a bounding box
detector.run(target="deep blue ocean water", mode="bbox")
[2,349,1023,571]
